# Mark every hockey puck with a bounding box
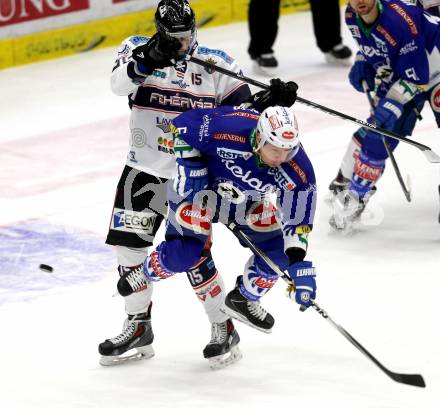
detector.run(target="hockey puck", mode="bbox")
[39,264,54,273]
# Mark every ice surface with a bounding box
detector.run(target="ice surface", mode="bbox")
[1,10,439,408]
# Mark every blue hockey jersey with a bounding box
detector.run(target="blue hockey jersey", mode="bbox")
[172,106,317,239]
[346,0,440,99]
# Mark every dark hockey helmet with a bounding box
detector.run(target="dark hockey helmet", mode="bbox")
[155,0,196,39]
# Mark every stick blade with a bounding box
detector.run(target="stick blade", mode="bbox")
[422,149,440,163]
[390,372,426,388]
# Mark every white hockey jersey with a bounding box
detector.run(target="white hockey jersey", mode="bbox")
[111,36,251,179]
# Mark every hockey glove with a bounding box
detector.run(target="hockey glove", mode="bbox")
[349,52,376,93]
[250,78,298,112]
[131,33,181,75]
[286,261,316,311]
[367,97,403,134]
[173,157,209,202]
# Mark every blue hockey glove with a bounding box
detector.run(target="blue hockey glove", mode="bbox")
[368,98,403,133]
[173,157,208,202]
[349,53,376,93]
[286,261,316,311]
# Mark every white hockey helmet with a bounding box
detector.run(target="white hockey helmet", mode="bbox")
[255,106,300,155]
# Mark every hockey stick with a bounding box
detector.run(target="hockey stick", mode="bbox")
[187,55,440,163]
[362,81,412,202]
[226,221,426,388]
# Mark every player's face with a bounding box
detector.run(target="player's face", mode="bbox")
[177,36,191,54]
[259,143,292,167]
[349,0,376,15]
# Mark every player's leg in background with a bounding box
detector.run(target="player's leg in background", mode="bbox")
[248,0,280,74]
[309,0,352,65]
[329,99,422,230]
[99,166,168,365]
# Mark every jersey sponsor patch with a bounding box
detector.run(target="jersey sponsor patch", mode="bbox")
[213,132,247,144]
[287,160,308,183]
[267,167,296,191]
[175,202,212,235]
[245,201,280,232]
[197,46,234,64]
[216,147,252,160]
[376,25,397,47]
[430,83,440,111]
[389,3,418,35]
[225,111,260,121]
[399,40,418,55]
[222,159,273,193]
[111,208,157,234]
[347,24,361,38]
[129,36,149,45]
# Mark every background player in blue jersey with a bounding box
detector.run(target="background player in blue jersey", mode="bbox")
[131,104,317,365]
[328,0,440,229]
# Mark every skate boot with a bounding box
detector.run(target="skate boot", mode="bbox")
[99,304,154,366]
[222,279,274,333]
[329,188,376,231]
[203,319,242,369]
[253,53,278,75]
[324,43,352,66]
[325,170,350,205]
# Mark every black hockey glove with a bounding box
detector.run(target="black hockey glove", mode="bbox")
[131,33,181,75]
[250,78,298,113]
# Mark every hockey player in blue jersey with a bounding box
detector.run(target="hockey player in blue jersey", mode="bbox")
[135,104,317,365]
[328,0,440,229]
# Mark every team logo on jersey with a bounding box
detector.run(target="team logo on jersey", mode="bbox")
[430,83,440,112]
[246,201,280,232]
[111,209,157,234]
[216,148,252,160]
[216,181,246,204]
[204,57,217,74]
[176,202,212,235]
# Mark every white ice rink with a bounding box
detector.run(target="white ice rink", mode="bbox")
[1,9,439,408]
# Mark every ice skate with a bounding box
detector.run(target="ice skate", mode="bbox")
[324,43,352,66]
[99,305,154,366]
[222,280,274,333]
[203,319,242,369]
[329,188,376,232]
[252,53,278,76]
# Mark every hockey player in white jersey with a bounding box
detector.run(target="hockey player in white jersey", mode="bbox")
[99,0,298,368]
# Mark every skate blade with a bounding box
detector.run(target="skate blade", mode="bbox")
[324,54,352,67]
[220,305,272,334]
[208,345,243,370]
[329,215,357,235]
[99,345,155,366]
